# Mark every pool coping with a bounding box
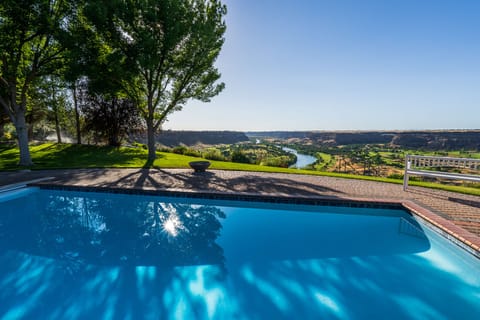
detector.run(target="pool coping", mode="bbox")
[0,177,54,193]
[23,182,480,259]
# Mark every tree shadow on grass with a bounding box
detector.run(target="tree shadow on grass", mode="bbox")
[142,153,167,169]
[0,152,20,167]
[143,159,155,168]
[31,144,147,168]
[0,143,17,153]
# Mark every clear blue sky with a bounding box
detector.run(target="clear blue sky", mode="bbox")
[166,0,480,131]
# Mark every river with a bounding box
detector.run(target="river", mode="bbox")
[282,147,317,169]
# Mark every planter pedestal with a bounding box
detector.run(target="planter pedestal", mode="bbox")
[189,161,211,173]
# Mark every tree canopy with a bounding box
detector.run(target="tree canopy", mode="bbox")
[0,0,74,165]
[80,0,227,161]
[0,0,227,165]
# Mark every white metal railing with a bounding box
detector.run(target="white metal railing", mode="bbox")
[403,155,480,190]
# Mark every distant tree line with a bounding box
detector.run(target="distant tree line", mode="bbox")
[0,0,227,166]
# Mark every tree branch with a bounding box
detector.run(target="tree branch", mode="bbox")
[0,75,9,88]
[152,62,197,131]
[0,94,14,121]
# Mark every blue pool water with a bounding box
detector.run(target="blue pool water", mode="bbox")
[0,188,479,319]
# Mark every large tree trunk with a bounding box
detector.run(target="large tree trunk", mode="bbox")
[146,118,156,164]
[146,94,157,164]
[14,110,33,166]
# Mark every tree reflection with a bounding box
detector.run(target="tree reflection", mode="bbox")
[0,192,226,268]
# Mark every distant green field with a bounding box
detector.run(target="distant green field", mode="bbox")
[313,152,333,170]
[1,143,479,196]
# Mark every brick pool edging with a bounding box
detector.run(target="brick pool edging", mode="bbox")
[28,183,480,259]
[402,201,480,259]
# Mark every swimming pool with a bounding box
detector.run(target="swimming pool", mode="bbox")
[0,187,479,319]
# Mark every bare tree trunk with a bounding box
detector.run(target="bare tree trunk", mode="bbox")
[146,94,157,164]
[49,81,62,143]
[15,110,33,166]
[72,84,81,144]
[146,118,156,164]
[54,106,62,143]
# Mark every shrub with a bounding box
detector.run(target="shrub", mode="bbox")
[231,150,251,164]
[132,142,148,150]
[170,145,202,157]
[387,173,404,180]
[203,148,226,161]
[172,146,187,154]
[81,95,142,147]
[183,147,202,158]
[156,145,171,153]
[261,156,293,168]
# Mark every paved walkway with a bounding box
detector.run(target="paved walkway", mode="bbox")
[2,168,479,237]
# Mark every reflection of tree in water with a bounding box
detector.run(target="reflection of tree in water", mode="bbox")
[0,193,226,268]
[99,198,226,267]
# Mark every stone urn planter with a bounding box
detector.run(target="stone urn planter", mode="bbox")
[189,161,211,173]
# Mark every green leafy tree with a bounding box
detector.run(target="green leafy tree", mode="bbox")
[62,9,104,145]
[27,76,71,142]
[81,93,142,147]
[81,0,227,163]
[0,0,74,165]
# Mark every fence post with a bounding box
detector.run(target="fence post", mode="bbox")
[403,155,411,191]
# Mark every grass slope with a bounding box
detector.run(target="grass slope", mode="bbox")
[1,143,479,196]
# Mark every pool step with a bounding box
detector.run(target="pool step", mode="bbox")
[399,217,427,239]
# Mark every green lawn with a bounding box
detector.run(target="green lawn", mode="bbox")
[314,152,333,170]
[1,143,479,196]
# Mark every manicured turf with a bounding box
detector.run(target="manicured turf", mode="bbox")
[1,143,479,196]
